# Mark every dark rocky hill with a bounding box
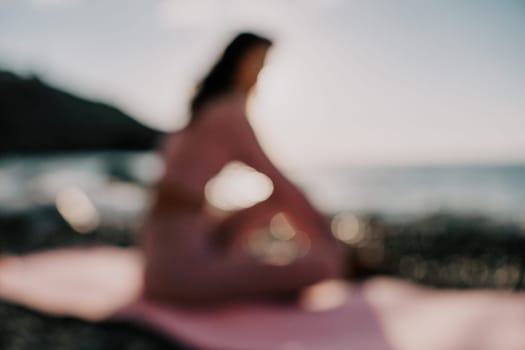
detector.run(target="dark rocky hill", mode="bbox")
[0,71,164,154]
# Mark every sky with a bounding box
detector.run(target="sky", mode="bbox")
[1,0,524,167]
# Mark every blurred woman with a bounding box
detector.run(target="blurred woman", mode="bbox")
[141,32,345,305]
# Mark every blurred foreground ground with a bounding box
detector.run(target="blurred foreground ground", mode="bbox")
[1,153,525,349]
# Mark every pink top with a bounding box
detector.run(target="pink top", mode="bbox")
[153,95,249,211]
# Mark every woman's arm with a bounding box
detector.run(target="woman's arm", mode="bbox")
[228,112,334,243]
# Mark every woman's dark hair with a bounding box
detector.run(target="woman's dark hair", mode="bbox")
[189,32,272,123]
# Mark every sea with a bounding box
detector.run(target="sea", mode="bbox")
[0,152,524,225]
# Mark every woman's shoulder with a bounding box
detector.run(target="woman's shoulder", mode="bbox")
[194,94,247,129]
[200,93,246,117]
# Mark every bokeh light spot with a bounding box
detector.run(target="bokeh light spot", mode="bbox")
[56,187,100,233]
[205,161,273,211]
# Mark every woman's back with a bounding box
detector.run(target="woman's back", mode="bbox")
[155,96,247,209]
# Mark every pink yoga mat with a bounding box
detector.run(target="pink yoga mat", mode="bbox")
[1,246,525,350]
